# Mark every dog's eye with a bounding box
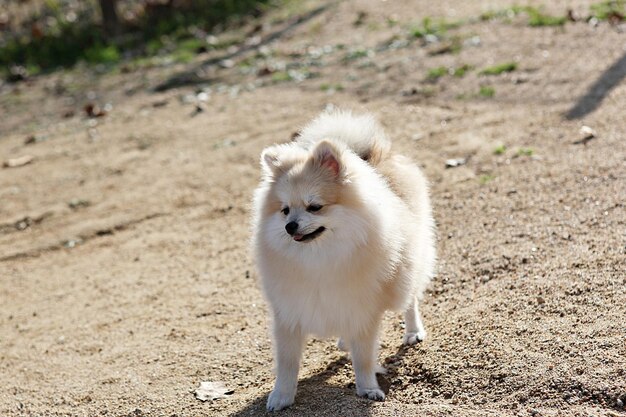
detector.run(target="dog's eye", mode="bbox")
[307,204,323,212]
[281,207,290,215]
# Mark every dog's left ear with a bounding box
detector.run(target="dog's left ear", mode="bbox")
[312,140,343,178]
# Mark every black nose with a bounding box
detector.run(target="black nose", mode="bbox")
[285,221,299,235]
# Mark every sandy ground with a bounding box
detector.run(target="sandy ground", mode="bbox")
[1,1,625,416]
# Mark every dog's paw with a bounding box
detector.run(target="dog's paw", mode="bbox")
[402,330,426,345]
[357,387,385,401]
[266,390,295,412]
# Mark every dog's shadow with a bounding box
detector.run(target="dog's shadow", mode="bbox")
[230,345,416,416]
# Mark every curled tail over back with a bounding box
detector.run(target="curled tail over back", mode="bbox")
[296,110,391,166]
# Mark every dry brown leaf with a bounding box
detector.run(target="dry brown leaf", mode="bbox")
[84,103,107,118]
[194,381,233,402]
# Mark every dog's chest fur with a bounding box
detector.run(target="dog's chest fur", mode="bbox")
[272,266,383,337]
[260,242,407,338]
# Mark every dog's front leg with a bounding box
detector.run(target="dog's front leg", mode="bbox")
[350,325,385,401]
[267,318,305,411]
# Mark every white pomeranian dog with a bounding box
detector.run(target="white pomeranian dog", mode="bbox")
[252,110,436,411]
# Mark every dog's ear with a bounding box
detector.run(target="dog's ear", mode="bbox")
[260,146,284,178]
[312,140,343,178]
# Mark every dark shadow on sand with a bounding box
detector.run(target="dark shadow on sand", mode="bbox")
[229,342,426,416]
[564,51,626,119]
[229,357,374,417]
[153,4,330,92]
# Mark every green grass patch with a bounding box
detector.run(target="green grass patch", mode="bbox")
[480,62,517,75]
[427,64,473,80]
[480,6,566,27]
[427,66,447,80]
[445,36,464,54]
[172,49,195,63]
[479,6,526,21]
[453,64,473,77]
[493,144,507,155]
[479,174,495,184]
[343,48,369,62]
[271,71,293,82]
[479,86,495,98]
[411,17,462,38]
[84,44,121,64]
[590,0,626,20]
[0,0,272,79]
[177,38,207,54]
[525,7,567,26]
[516,147,534,156]
[320,83,344,91]
[386,16,399,27]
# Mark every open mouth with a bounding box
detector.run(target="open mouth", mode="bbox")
[293,227,326,242]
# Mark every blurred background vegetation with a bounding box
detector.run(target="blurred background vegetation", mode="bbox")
[0,0,277,81]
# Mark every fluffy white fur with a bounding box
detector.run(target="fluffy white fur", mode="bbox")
[252,110,436,411]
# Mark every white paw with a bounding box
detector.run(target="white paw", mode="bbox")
[357,387,385,401]
[266,390,295,412]
[402,329,426,345]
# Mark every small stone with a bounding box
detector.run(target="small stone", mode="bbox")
[219,59,235,68]
[445,158,467,168]
[68,198,90,209]
[64,238,83,248]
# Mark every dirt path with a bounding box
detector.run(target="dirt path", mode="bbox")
[1,1,624,416]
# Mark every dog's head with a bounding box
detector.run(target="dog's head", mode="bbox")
[260,140,347,242]
[256,140,371,261]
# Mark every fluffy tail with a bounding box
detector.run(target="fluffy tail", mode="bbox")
[297,110,391,166]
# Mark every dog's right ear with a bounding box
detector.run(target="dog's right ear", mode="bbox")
[261,147,281,178]
[261,144,307,179]
[261,146,292,179]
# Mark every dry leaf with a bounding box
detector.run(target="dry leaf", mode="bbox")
[4,155,34,168]
[579,125,596,137]
[195,381,233,402]
[84,103,107,118]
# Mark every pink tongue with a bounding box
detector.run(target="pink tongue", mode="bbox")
[293,234,303,241]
